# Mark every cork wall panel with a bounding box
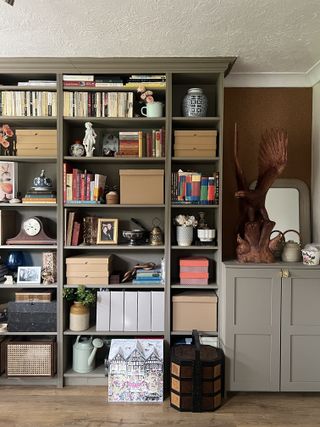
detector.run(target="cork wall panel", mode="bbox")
[223,88,312,260]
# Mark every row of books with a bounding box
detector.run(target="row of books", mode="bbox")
[63,164,106,203]
[171,171,219,204]
[132,268,163,285]
[63,91,133,117]
[117,129,165,158]
[62,74,166,89]
[0,91,57,117]
[65,211,83,246]
[17,80,57,87]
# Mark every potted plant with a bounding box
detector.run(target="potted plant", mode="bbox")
[63,285,96,332]
[174,214,198,247]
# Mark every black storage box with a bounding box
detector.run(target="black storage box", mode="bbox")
[170,330,224,412]
[7,301,56,332]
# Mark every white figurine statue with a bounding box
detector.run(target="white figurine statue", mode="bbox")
[83,122,96,157]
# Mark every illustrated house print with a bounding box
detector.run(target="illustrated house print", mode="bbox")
[108,339,163,402]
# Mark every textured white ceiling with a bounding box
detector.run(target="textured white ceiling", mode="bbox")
[0,0,320,73]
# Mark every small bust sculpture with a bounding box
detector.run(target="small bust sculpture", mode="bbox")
[83,122,96,157]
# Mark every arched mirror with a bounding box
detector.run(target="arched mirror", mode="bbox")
[250,179,311,246]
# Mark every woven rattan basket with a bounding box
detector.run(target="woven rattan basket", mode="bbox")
[5,339,56,377]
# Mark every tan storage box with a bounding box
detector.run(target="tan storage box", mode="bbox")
[16,129,57,157]
[66,255,112,285]
[15,292,52,302]
[172,291,217,332]
[120,169,164,204]
[174,130,217,158]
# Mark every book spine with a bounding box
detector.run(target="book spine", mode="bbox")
[71,222,81,246]
[155,130,161,158]
[208,177,215,204]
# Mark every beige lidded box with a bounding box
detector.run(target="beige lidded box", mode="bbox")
[119,169,164,205]
[15,292,52,302]
[15,129,57,157]
[66,255,112,285]
[174,130,217,158]
[172,291,217,332]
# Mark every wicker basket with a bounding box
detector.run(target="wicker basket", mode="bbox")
[5,338,56,377]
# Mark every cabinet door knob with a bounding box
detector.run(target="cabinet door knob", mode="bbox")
[282,269,290,278]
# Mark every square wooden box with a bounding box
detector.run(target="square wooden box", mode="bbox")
[119,169,164,204]
[172,291,217,332]
[66,255,112,285]
[174,130,217,158]
[16,129,57,157]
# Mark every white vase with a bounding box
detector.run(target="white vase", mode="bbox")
[176,226,193,246]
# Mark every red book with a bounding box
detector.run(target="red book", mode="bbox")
[80,173,86,201]
[86,173,93,201]
[146,132,152,157]
[180,266,208,273]
[208,177,215,204]
[71,221,81,246]
[160,128,165,157]
[179,257,209,267]
[63,81,96,87]
[72,168,80,201]
[180,278,209,285]
[180,272,209,279]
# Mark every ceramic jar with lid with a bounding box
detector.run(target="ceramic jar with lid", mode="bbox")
[182,88,208,117]
[281,241,301,262]
[70,140,85,157]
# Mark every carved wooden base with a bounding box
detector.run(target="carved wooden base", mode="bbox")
[236,220,276,263]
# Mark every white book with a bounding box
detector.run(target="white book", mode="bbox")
[63,75,94,82]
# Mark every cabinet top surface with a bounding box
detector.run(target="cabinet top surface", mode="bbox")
[223,260,320,270]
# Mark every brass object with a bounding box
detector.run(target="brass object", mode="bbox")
[281,269,290,278]
[150,217,163,246]
[83,216,98,245]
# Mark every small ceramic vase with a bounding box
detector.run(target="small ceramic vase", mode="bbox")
[70,140,85,157]
[176,225,193,246]
[182,88,208,117]
[69,301,89,331]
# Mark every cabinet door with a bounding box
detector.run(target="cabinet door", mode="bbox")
[281,269,320,391]
[225,268,281,391]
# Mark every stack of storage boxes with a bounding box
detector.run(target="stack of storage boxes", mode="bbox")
[96,290,164,332]
[15,129,57,157]
[174,130,217,158]
[66,255,112,285]
[179,257,209,285]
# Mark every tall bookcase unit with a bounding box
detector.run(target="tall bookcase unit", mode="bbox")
[0,58,234,387]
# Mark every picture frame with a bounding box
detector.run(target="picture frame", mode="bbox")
[0,161,18,202]
[97,218,118,245]
[101,131,119,157]
[17,266,42,284]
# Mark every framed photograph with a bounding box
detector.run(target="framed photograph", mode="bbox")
[17,266,42,284]
[97,218,118,245]
[102,132,119,157]
[0,161,18,202]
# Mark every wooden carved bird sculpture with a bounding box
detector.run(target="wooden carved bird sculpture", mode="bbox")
[234,123,288,263]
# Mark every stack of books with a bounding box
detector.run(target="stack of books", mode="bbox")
[125,74,166,89]
[17,80,56,87]
[132,268,163,285]
[22,191,56,204]
[171,171,219,204]
[63,164,106,203]
[63,75,123,87]
[179,257,209,285]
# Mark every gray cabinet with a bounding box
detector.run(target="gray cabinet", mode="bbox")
[223,262,320,392]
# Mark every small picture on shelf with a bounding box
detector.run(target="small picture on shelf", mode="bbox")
[102,132,119,157]
[17,266,42,284]
[97,218,118,245]
[0,161,17,202]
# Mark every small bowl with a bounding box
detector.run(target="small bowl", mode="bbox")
[301,248,320,266]
[197,228,216,242]
[122,229,144,246]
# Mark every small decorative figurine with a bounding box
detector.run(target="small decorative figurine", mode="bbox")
[23,170,56,203]
[69,139,85,157]
[83,122,96,157]
[0,124,15,156]
[41,269,55,285]
[4,275,14,285]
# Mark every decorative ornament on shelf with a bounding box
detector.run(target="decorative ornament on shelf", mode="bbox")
[149,217,163,246]
[3,275,14,285]
[182,88,208,117]
[6,216,57,245]
[138,85,163,118]
[69,139,85,157]
[234,123,288,263]
[83,122,96,157]
[0,124,15,156]
[121,262,156,283]
[174,214,198,247]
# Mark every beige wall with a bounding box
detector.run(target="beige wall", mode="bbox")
[223,88,312,260]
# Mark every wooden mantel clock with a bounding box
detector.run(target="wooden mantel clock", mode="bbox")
[6,216,56,245]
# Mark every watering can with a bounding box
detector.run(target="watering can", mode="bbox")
[72,336,104,373]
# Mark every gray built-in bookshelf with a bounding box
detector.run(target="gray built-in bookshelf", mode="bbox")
[0,57,235,387]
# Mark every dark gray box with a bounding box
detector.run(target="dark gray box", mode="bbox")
[7,301,56,332]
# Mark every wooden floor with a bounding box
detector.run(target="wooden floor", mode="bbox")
[0,387,320,426]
